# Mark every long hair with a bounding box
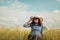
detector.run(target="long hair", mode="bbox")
[30,17,42,26]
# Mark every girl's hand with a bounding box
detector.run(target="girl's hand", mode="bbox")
[25,16,34,24]
[30,16,34,21]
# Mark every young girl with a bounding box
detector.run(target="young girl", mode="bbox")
[23,16,43,40]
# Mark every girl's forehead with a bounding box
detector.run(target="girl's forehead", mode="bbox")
[34,18,39,20]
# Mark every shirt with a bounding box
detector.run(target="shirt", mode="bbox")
[23,23,43,37]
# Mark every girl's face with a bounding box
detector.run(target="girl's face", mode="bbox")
[34,18,38,24]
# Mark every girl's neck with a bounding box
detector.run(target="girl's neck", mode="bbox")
[35,23,38,25]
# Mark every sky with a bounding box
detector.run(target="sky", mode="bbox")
[0,0,60,29]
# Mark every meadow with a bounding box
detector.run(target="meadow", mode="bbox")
[0,26,60,40]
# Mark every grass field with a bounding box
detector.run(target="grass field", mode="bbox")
[0,26,60,40]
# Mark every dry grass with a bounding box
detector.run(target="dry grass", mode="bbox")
[0,27,60,40]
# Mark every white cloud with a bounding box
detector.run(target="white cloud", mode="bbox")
[56,0,60,2]
[0,0,31,9]
[0,0,5,3]
[7,1,30,10]
[8,17,18,24]
[0,17,9,22]
[53,10,60,14]
[0,0,31,14]
[0,0,60,28]
[0,16,19,26]
[0,0,32,25]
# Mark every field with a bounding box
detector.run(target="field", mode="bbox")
[0,26,60,40]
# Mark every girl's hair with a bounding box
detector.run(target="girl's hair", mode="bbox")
[30,17,42,26]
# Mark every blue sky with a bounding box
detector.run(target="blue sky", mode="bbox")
[0,0,60,29]
[19,0,60,11]
[0,0,60,11]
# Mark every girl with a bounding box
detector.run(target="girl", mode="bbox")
[23,16,43,40]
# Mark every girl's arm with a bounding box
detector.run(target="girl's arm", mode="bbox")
[40,25,44,39]
[23,16,33,27]
[41,24,43,33]
[23,23,31,27]
[23,20,31,27]
[41,24,44,36]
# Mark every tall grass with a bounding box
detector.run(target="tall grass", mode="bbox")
[0,27,60,40]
